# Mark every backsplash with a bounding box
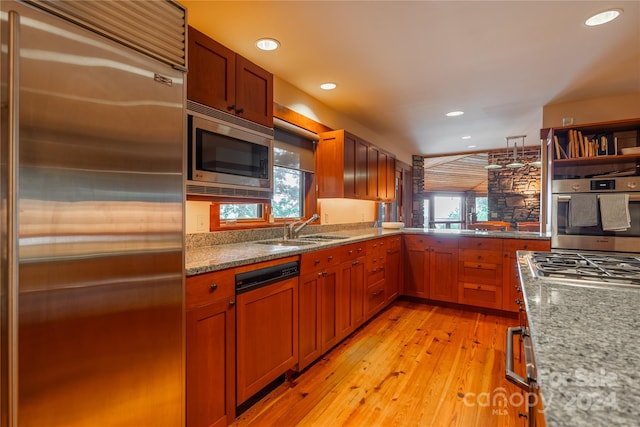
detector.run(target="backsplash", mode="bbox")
[185,222,375,249]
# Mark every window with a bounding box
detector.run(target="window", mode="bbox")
[220,203,263,220]
[475,197,488,222]
[424,194,464,229]
[272,165,303,218]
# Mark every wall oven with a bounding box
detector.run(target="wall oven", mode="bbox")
[552,176,640,252]
[187,100,274,198]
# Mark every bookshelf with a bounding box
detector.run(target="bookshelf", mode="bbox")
[542,118,640,180]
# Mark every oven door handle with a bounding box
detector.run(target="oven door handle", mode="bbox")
[505,326,537,391]
[557,194,640,202]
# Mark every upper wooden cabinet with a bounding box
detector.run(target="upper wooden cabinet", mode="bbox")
[187,26,273,127]
[317,129,395,201]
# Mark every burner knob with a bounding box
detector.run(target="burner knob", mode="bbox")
[627,182,637,189]
[571,183,581,191]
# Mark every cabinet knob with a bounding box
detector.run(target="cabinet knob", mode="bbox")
[523,244,529,249]
[209,283,218,292]
[227,104,235,112]
[515,299,523,305]
[477,255,483,260]
[477,264,482,268]
[476,285,482,290]
[235,107,244,114]
[357,247,363,252]
[314,259,320,264]
[328,256,333,260]
[352,260,359,266]
[348,250,353,255]
[229,300,236,306]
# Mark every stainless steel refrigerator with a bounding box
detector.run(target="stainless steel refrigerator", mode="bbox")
[1,1,186,425]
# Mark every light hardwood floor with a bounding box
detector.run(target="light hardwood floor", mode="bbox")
[233,299,528,427]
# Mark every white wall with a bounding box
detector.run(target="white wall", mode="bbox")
[542,92,640,128]
[274,76,414,165]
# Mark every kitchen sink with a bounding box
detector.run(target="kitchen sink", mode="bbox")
[298,234,350,240]
[255,239,319,247]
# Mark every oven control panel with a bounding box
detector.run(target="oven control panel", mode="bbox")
[590,179,615,190]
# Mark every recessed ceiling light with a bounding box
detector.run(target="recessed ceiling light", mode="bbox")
[256,38,280,51]
[320,82,337,90]
[462,136,472,140]
[446,111,464,117]
[585,9,622,26]
[467,145,476,149]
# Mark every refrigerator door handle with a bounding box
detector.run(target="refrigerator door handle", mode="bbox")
[7,8,20,427]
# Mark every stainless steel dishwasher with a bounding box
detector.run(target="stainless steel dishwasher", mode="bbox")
[235,260,300,407]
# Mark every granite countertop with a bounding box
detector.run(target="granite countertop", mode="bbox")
[517,253,640,426]
[185,227,550,276]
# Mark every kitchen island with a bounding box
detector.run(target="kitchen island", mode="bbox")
[517,253,640,426]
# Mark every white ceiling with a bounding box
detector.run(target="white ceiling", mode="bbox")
[181,1,640,157]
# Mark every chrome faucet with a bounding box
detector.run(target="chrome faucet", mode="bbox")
[288,214,319,239]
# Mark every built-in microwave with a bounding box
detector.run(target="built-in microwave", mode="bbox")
[186,100,274,198]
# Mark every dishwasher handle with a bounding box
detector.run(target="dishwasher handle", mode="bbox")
[505,326,537,391]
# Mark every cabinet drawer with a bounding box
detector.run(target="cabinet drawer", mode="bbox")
[458,248,505,264]
[386,236,402,249]
[366,255,385,284]
[340,242,366,262]
[459,282,502,310]
[458,237,503,251]
[186,269,235,308]
[404,236,429,251]
[301,248,340,272]
[366,282,386,316]
[459,261,502,285]
[503,239,551,254]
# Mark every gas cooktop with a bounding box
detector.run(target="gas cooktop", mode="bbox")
[527,251,640,286]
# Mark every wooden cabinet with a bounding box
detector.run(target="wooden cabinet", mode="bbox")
[298,248,340,371]
[187,26,273,127]
[236,274,298,405]
[402,235,458,301]
[502,239,550,312]
[337,242,367,339]
[403,235,429,298]
[365,238,387,319]
[458,237,504,309]
[384,236,402,303]
[316,129,395,201]
[186,269,236,427]
[316,130,369,199]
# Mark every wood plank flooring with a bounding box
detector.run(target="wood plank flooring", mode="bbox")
[232,299,527,427]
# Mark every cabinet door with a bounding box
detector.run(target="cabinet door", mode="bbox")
[298,272,320,371]
[367,145,379,200]
[319,265,339,353]
[187,26,235,113]
[316,131,345,198]
[377,151,388,201]
[186,298,235,427]
[403,238,429,298]
[355,138,369,199]
[236,278,298,404]
[385,238,401,303]
[428,245,458,303]
[234,55,273,127]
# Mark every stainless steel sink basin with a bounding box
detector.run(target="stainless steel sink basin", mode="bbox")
[298,234,350,240]
[255,239,319,247]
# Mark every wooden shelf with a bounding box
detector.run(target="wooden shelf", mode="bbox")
[553,153,640,166]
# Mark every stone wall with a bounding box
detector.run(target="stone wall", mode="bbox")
[487,148,541,229]
[411,155,425,228]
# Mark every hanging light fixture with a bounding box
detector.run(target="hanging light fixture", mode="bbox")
[506,135,526,168]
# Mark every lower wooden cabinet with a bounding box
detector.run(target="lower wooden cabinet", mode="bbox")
[403,235,458,301]
[503,239,551,312]
[365,280,386,318]
[236,277,298,405]
[186,270,236,427]
[384,236,402,303]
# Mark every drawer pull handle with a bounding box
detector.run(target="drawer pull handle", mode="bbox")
[505,326,536,391]
[209,283,218,292]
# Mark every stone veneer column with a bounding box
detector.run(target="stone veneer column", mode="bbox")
[412,155,424,228]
